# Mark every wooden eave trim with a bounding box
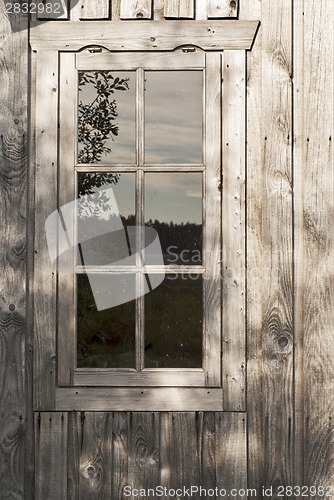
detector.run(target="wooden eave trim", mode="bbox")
[29,20,260,52]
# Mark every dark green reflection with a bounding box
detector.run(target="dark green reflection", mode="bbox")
[144,275,202,368]
[77,274,135,368]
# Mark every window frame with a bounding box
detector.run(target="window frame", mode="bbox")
[58,50,221,389]
[31,21,258,411]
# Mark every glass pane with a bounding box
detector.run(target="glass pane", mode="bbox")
[77,173,136,266]
[77,274,136,368]
[145,173,202,265]
[145,71,203,164]
[78,71,136,164]
[145,274,202,368]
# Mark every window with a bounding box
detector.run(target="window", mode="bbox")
[57,51,221,389]
[32,20,258,410]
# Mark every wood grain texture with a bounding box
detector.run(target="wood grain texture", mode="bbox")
[35,413,68,499]
[221,50,246,410]
[128,413,160,492]
[216,413,247,496]
[294,0,334,490]
[0,6,28,499]
[38,0,68,19]
[208,0,238,18]
[30,20,260,51]
[204,51,222,387]
[56,388,224,410]
[34,51,59,410]
[80,0,110,19]
[120,0,152,19]
[239,0,264,493]
[261,0,294,492]
[78,413,113,499]
[164,0,194,18]
[111,412,129,498]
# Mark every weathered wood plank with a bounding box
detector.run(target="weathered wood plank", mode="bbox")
[0,6,28,499]
[30,20,260,51]
[111,0,121,19]
[128,413,160,492]
[38,0,68,19]
[74,369,205,386]
[294,0,334,490]
[204,51,221,387]
[35,413,68,499]
[120,0,152,19]
[67,412,80,499]
[80,0,110,19]
[260,0,294,491]
[56,388,223,410]
[169,413,200,486]
[221,50,246,410]
[208,0,238,18]
[153,0,164,19]
[239,0,264,492]
[199,412,216,490]
[58,53,77,386]
[216,413,247,496]
[112,412,129,498]
[164,0,194,19]
[34,51,59,410]
[78,413,113,499]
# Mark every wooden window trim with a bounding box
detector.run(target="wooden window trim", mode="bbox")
[33,25,257,411]
[58,51,221,390]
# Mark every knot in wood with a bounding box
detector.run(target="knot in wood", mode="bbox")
[136,11,144,18]
[230,0,237,9]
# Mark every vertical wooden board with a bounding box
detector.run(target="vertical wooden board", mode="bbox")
[112,412,129,498]
[58,53,77,386]
[80,0,110,19]
[67,412,80,499]
[111,0,121,19]
[260,0,294,491]
[216,413,247,496]
[34,51,59,410]
[169,413,200,485]
[239,0,264,492]
[208,0,238,18]
[38,0,68,19]
[204,52,221,387]
[153,0,164,19]
[120,0,153,19]
[195,0,207,20]
[159,412,171,490]
[221,50,246,411]
[35,413,68,499]
[294,0,334,490]
[128,413,160,492]
[0,6,28,499]
[164,0,194,19]
[199,412,217,489]
[78,413,113,499]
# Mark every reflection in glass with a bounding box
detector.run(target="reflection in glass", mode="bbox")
[78,71,136,164]
[144,275,203,368]
[77,274,136,368]
[145,173,202,264]
[77,174,136,266]
[145,71,203,164]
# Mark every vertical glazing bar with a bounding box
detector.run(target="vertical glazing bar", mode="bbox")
[136,68,145,370]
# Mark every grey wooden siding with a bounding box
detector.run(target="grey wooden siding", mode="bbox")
[34,411,247,499]
[0,0,333,499]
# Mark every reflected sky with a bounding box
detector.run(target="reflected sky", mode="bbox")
[145,71,203,164]
[145,172,202,224]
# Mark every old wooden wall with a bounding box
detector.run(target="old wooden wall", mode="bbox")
[0,0,333,498]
